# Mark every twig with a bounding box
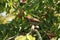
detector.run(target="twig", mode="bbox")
[31,25,42,40]
[34,29,42,40]
[6,34,19,40]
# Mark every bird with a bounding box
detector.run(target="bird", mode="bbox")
[25,15,40,26]
[25,15,42,30]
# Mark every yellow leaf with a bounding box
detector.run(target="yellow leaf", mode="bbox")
[15,35,26,40]
[27,35,35,40]
[15,35,35,40]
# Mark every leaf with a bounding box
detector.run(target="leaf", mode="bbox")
[26,35,35,40]
[50,37,57,40]
[15,35,26,40]
[15,35,35,40]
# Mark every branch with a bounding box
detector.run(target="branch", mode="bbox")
[30,25,42,40]
[34,29,42,40]
[6,34,19,40]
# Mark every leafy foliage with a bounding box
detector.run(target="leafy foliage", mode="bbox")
[0,0,60,40]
